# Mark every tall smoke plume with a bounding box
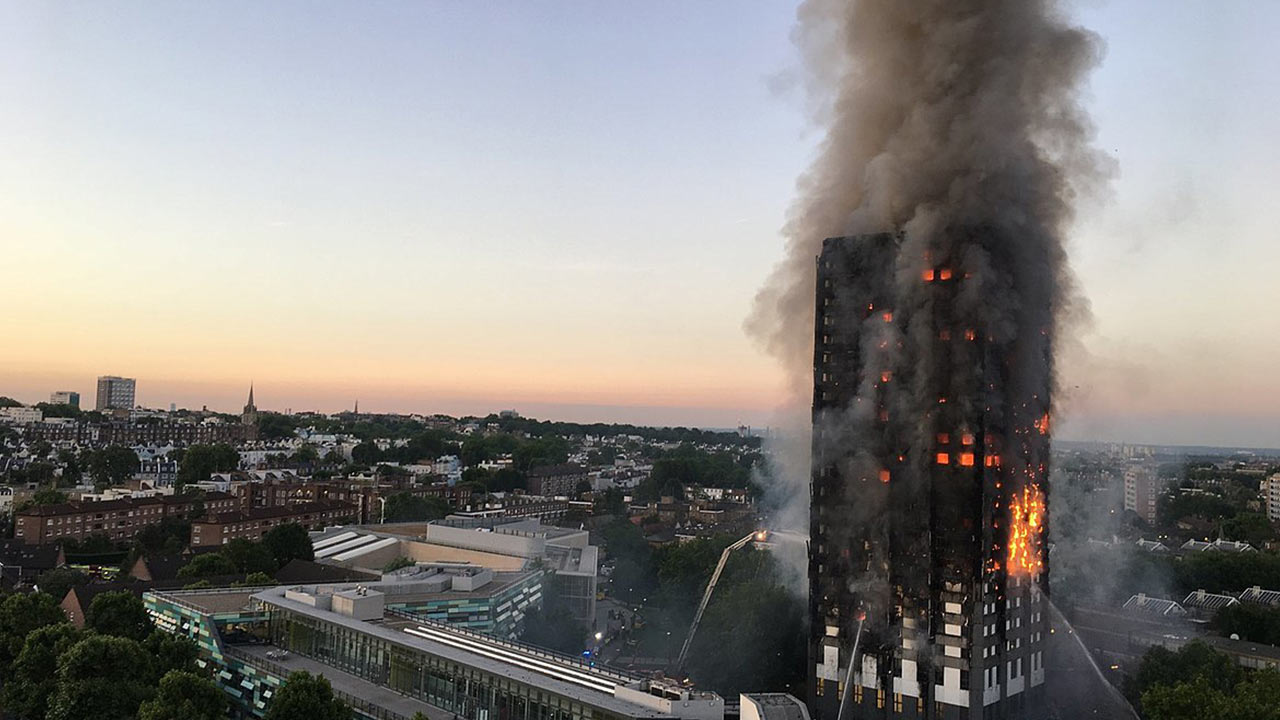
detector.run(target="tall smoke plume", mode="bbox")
[750,0,1111,550]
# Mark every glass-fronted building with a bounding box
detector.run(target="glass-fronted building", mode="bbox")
[146,584,724,720]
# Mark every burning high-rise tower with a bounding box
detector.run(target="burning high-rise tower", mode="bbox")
[809,232,1051,720]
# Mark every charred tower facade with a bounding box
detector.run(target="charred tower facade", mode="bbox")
[809,234,1051,720]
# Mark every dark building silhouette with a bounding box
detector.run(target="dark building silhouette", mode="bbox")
[809,234,1050,720]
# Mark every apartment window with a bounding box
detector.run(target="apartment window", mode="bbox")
[893,694,903,713]
[876,690,884,709]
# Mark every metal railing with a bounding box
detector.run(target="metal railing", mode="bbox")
[225,646,412,720]
[386,608,643,684]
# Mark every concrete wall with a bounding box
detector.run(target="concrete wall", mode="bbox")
[425,524,544,557]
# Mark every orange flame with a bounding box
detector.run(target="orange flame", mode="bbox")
[1008,485,1046,577]
[1034,413,1051,435]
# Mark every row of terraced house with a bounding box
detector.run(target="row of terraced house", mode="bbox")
[14,492,357,546]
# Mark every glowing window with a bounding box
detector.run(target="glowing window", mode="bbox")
[936,453,950,465]
[939,268,953,280]
[879,470,891,484]
[965,329,977,341]
[960,453,976,467]
[937,433,950,444]
[962,433,976,445]
[882,311,893,323]
[922,269,935,282]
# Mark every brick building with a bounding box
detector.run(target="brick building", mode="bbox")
[526,463,587,497]
[22,421,256,445]
[190,500,357,547]
[14,493,238,545]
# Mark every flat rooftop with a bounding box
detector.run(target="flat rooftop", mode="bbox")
[165,588,261,615]
[232,644,447,720]
[247,585,708,719]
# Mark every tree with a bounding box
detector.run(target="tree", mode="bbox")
[36,566,89,601]
[1141,667,1280,720]
[264,671,352,720]
[1,624,83,720]
[1129,641,1243,708]
[18,488,70,512]
[238,571,275,586]
[351,442,381,465]
[143,629,199,677]
[176,444,240,489]
[594,487,625,517]
[223,538,278,575]
[86,590,152,641]
[28,439,54,459]
[263,523,314,567]
[383,556,415,573]
[47,635,155,720]
[686,582,806,696]
[1212,602,1280,645]
[382,492,450,523]
[20,461,57,486]
[133,516,192,555]
[137,670,229,720]
[177,552,238,578]
[1221,512,1277,548]
[0,591,67,669]
[87,446,139,489]
[257,412,299,441]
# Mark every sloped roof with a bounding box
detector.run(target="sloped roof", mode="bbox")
[1238,586,1280,607]
[1123,593,1187,617]
[1183,589,1239,611]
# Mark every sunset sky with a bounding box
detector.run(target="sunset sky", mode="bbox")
[3,3,1278,446]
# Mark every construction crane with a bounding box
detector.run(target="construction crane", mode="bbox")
[674,530,767,670]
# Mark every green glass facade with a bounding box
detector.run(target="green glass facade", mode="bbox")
[389,572,542,638]
[269,606,631,720]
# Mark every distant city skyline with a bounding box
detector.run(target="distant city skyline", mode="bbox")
[3,3,1279,447]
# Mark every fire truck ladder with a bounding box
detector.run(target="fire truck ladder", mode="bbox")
[674,531,763,670]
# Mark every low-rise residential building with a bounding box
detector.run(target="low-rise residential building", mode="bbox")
[14,492,238,545]
[191,500,357,547]
[0,406,43,424]
[135,458,178,487]
[526,464,588,497]
[1123,593,1188,618]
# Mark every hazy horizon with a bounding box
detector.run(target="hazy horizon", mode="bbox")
[5,2,1279,448]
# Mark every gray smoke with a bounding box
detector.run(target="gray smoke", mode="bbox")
[749,0,1112,580]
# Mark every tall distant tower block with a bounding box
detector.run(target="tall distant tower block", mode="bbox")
[95,376,136,411]
[809,234,1051,720]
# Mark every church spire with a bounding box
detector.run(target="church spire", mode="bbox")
[241,382,259,430]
